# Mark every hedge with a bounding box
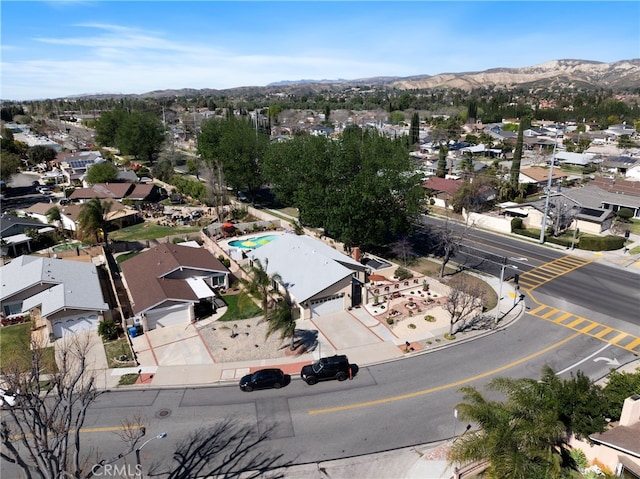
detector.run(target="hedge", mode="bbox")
[578,235,626,251]
[514,229,625,251]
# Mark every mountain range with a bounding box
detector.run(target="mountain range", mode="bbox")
[73,59,640,100]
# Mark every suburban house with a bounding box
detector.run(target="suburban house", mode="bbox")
[0,255,110,338]
[519,167,569,189]
[248,234,367,320]
[571,395,640,478]
[1,214,54,257]
[24,201,140,236]
[120,243,230,331]
[600,156,640,176]
[520,193,616,234]
[69,182,162,203]
[55,151,104,185]
[422,177,463,208]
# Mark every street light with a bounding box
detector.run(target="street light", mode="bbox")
[495,263,519,326]
[136,432,167,478]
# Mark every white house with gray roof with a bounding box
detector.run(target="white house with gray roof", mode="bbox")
[0,255,110,339]
[248,234,367,319]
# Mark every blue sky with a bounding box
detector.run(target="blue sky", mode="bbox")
[2,1,639,101]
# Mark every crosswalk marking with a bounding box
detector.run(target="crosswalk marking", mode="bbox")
[518,255,593,291]
[528,304,640,354]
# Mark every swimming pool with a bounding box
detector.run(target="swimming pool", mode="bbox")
[228,234,279,249]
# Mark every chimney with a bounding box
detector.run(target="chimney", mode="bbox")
[619,394,640,427]
[352,247,361,262]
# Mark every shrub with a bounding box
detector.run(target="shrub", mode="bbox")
[386,318,394,325]
[510,217,523,232]
[578,235,626,251]
[424,315,436,322]
[98,319,118,341]
[408,323,416,329]
[394,266,413,281]
[617,208,633,222]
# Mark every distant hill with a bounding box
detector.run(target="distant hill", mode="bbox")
[50,58,640,101]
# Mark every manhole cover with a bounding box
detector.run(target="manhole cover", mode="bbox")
[156,409,171,418]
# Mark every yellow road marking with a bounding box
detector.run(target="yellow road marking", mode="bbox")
[625,337,640,351]
[308,333,581,415]
[610,332,629,345]
[567,318,585,328]
[594,327,614,339]
[541,309,560,319]
[553,312,572,323]
[579,322,599,334]
[529,305,548,315]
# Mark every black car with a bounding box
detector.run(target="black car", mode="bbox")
[239,368,285,392]
[300,355,353,385]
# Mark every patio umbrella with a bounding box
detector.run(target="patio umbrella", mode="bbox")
[222,222,235,230]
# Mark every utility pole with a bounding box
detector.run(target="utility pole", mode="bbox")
[539,130,559,244]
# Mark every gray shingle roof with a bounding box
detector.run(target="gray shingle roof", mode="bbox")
[1,255,108,316]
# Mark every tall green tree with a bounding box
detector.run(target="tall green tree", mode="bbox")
[116,112,165,163]
[0,151,21,184]
[85,161,118,185]
[436,145,448,178]
[198,115,268,201]
[510,117,530,189]
[77,197,112,244]
[27,145,57,167]
[94,108,128,147]
[410,112,420,146]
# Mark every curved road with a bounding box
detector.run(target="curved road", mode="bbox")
[4,220,639,476]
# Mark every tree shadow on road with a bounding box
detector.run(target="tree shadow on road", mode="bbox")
[150,418,293,478]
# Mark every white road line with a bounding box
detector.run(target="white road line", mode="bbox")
[555,343,611,376]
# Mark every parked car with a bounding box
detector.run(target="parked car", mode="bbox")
[36,186,51,195]
[300,355,353,385]
[59,198,71,206]
[239,368,285,392]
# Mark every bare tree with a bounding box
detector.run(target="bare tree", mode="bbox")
[0,334,144,478]
[443,276,485,336]
[548,196,579,237]
[431,218,475,278]
[390,237,416,266]
[204,160,229,223]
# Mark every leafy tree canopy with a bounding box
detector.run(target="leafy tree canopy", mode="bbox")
[85,161,119,185]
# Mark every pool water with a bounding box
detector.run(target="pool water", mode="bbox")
[228,234,279,249]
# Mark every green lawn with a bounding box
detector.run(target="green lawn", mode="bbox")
[626,218,640,235]
[103,337,137,368]
[0,323,56,374]
[217,294,262,321]
[109,222,201,241]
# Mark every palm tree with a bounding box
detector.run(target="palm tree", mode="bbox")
[265,296,296,350]
[240,258,297,349]
[77,197,112,244]
[240,258,283,313]
[448,373,577,479]
[45,205,64,238]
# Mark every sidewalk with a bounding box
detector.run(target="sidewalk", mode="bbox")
[83,238,639,479]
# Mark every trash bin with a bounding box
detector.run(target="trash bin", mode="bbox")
[129,326,137,339]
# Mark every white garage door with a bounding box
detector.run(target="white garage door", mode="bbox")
[310,295,344,318]
[52,314,100,338]
[145,304,191,330]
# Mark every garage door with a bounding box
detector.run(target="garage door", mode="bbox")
[310,294,344,318]
[52,314,100,338]
[145,304,191,330]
